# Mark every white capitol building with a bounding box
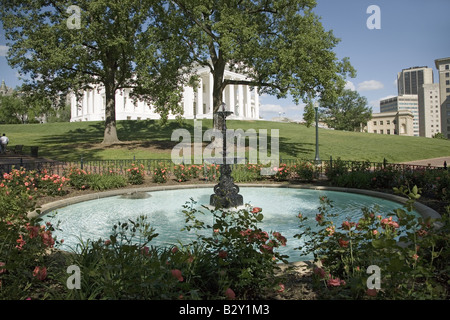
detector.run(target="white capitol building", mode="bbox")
[70,66,260,122]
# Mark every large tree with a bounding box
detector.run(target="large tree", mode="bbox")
[167,0,356,129]
[0,0,188,144]
[319,89,372,131]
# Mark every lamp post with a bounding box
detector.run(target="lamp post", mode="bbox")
[314,101,321,164]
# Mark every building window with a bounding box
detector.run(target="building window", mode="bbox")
[380,129,384,134]
[373,121,377,125]
[446,72,450,78]
[446,65,450,70]
[373,130,377,134]
[380,121,383,125]
[387,129,391,135]
[387,120,390,125]
[447,80,450,85]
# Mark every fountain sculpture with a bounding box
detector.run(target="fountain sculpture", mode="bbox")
[209,103,244,208]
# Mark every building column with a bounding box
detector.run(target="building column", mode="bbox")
[245,85,251,118]
[82,91,88,118]
[209,72,214,116]
[229,84,235,114]
[254,87,259,119]
[238,85,243,117]
[196,78,203,118]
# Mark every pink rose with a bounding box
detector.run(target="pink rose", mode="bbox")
[225,288,236,300]
[171,269,183,282]
[327,277,345,287]
[33,266,47,281]
[252,207,262,213]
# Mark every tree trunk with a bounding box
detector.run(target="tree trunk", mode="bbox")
[102,81,120,145]
[212,59,226,131]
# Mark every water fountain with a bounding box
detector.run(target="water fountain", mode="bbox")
[209,103,243,208]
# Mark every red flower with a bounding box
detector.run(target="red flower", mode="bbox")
[41,230,55,248]
[366,288,377,297]
[277,283,285,293]
[26,224,40,239]
[252,207,262,213]
[16,235,26,251]
[33,266,47,281]
[225,288,236,300]
[313,266,326,279]
[341,221,355,231]
[327,277,345,287]
[315,214,324,223]
[338,238,349,248]
[273,232,287,246]
[218,250,228,259]
[171,269,183,282]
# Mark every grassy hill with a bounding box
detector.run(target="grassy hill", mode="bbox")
[1,119,449,163]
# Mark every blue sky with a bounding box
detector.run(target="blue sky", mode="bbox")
[1,0,449,120]
[260,0,450,120]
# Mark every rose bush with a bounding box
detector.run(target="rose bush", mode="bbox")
[295,185,449,299]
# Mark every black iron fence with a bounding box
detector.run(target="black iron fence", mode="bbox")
[0,156,446,177]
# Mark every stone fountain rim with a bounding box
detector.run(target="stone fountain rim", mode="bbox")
[30,183,441,221]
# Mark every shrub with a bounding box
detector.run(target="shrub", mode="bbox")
[203,164,220,181]
[152,163,169,183]
[65,167,127,190]
[333,170,373,189]
[231,164,262,182]
[292,160,317,182]
[294,186,448,299]
[325,157,348,182]
[0,187,60,300]
[182,202,288,299]
[272,163,290,181]
[126,163,145,185]
[188,164,202,179]
[173,164,191,182]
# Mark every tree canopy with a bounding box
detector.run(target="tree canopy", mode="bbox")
[168,0,356,128]
[319,89,372,131]
[0,0,188,144]
[1,0,356,139]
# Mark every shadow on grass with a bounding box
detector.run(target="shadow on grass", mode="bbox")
[33,119,316,162]
[34,120,212,161]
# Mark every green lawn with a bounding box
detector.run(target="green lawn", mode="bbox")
[1,119,449,163]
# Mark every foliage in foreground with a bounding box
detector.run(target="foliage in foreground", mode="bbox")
[0,165,449,300]
[295,186,449,299]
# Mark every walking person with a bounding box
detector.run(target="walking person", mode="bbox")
[0,133,9,154]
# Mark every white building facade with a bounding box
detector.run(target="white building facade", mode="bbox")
[380,95,420,136]
[70,66,260,122]
[418,83,441,138]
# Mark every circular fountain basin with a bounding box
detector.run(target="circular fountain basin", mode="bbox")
[40,186,428,262]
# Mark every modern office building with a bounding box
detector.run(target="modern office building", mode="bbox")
[397,66,434,95]
[418,83,441,138]
[380,95,420,136]
[435,57,450,139]
[366,111,414,136]
[70,66,260,122]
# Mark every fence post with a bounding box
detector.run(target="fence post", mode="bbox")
[383,158,387,169]
[80,155,83,170]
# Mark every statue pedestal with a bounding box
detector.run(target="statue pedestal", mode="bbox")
[210,164,243,208]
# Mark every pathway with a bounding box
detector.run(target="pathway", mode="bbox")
[400,156,450,168]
